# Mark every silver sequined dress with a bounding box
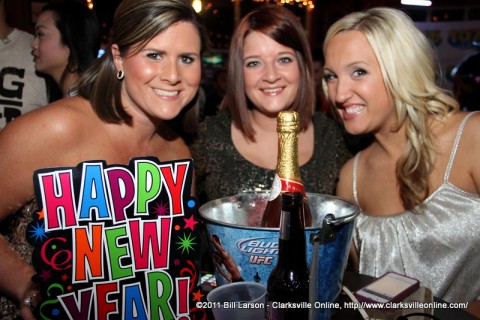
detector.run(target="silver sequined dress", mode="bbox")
[352,112,480,302]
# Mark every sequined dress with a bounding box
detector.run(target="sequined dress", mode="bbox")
[191,111,352,204]
[0,198,37,319]
[352,112,480,302]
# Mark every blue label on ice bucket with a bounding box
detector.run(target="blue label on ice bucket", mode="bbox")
[236,236,278,265]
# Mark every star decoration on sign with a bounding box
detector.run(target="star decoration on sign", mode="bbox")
[37,209,45,220]
[192,289,204,302]
[27,220,48,243]
[176,233,197,255]
[183,215,198,231]
[153,201,169,217]
[39,268,52,281]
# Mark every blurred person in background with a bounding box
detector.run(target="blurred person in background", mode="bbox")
[0,0,48,129]
[202,67,227,121]
[312,49,329,114]
[32,1,101,98]
[450,50,480,111]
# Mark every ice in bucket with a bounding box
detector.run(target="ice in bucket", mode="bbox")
[199,192,359,320]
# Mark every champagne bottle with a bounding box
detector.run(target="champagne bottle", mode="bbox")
[261,111,312,227]
[265,192,309,319]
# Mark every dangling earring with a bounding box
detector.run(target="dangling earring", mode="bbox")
[116,70,124,80]
[67,58,78,73]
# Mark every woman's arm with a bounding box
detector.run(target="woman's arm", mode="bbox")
[0,115,50,319]
[466,301,480,318]
[0,101,80,319]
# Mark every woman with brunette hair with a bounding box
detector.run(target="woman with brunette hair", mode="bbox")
[191,4,350,205]
[32,1,101,98]
[0,0,208,318]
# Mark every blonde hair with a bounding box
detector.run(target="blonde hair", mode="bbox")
[323,7,459,210]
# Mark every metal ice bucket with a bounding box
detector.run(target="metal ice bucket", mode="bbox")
[199,192,359,320]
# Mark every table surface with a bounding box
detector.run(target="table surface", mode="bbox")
[336,271,479,320]
[201,271,479,319]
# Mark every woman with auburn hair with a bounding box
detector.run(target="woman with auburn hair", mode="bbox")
[324,7,480,315]
[191,4,350,205]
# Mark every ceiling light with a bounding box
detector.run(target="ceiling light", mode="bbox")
[401,0,432,6]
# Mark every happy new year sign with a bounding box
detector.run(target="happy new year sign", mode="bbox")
[26,157,206,320]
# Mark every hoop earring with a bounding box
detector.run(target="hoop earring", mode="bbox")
[116,70,124,80]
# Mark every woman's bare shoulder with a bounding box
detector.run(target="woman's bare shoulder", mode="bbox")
[458,111,480,137]
[0,97,98,213]
[435,111,480,151]
[5,96,91,131]
[336,155,356,200]
[0,97,97,160]
[442,112,480,194]
[451,112,480,159]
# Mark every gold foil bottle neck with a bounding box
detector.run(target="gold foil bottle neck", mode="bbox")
[276,111,300,179]
[277,111,299,133]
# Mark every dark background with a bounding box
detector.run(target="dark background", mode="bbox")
[5,0,479,53]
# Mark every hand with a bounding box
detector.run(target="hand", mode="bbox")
[19,282,41,320]
[466,300,480,318]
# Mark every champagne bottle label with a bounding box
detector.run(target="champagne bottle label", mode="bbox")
[268,174,282,201]
[268,174,305,201]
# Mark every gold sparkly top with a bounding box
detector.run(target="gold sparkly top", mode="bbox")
[0,198,36,319]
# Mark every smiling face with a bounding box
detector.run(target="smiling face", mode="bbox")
[32,10,70,81]
[242,31,300,117]
[112,21,201,121]
[323,30,396,135]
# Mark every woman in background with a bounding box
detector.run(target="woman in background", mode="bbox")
[324,7,480,316]
[32,1,101,98]
[0,0,207,318]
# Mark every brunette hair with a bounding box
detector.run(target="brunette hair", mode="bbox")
[223,4,315,141]
[41,1,101,74]
[77,0,208,124]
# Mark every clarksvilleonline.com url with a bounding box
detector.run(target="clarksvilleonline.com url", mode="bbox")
[343,301,469,309]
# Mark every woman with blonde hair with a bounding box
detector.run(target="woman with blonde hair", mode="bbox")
[323,7,480,314]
